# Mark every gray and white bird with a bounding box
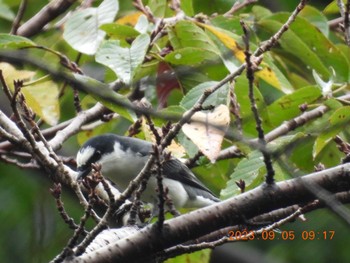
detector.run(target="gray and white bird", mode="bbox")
[76,134,219,209]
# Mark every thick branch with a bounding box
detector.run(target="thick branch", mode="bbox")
[65,162,350,263]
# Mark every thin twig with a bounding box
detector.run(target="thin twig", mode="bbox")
[154,145,165,230]
[10,0,28,35]
[241,20,275,184]
[223,0,257,17]
[73,171,115,257]
[50,183,88,234]
[345,0,350,45]
[17,0,78,37]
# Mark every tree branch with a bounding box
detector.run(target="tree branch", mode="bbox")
[17,0,78,37]
[65,162,350,262]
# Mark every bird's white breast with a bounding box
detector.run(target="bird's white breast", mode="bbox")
[101,142,149,189]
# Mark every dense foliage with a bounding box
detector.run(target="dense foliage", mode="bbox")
[0,0,349,262]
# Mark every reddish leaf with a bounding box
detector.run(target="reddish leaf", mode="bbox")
[156,62,181,108]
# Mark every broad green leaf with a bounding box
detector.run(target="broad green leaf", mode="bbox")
[192,0,236,15]
[266,86,321,128]
[221,150,265,198]
[252,5,272,20]
[73,74,135,122]
[181,0,194,16]
[164,47,209,65]
[0,34,36,48]
[0,2,15,21]
[221,134,304,199]
[300,5,329,36]
[313,106,350,158]
[258,14,350,82]
[234,75,267,136]
[198,23,246,62]
[180,81,230,109]
[199,23,293,93]
[168,21,219,60]
[315,140,344,168]
[258,19,328,79]
[148,0,167,17]
[100,23,140,39]
[63,0,119,55]
[211,15,244,36]
[96,34,150,84]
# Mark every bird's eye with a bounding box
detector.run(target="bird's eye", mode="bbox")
[94,150,101,160]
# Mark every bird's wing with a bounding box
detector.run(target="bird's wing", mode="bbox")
[162,159,219,201]
[117,136,153,157]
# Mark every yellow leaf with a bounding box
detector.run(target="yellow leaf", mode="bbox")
[22,80,60,125]
[0,62,60,125]
[198,23,246,62]
[0,62,35,90]
[117,12,143,26]
[197,23,285,92]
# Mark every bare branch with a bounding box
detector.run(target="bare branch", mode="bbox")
[10,0,28,35]
[223,0,258,17]
[17,0,78,37]
[65,162,350,262]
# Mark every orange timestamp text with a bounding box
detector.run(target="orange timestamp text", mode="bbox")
[228,230,335,241]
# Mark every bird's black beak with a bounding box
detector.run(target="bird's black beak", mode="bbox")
[77,166,91,181]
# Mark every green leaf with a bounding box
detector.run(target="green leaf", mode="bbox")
[73,74,135,122]
[96,34,150,84]
[313,106,350,158]
[258,14,350,82]
[147,0,167,17]
[299,5,329,36]
[324,0,346,14]
[0,34,36,48]
[221,134,304,199]
[234,75,267,136]
[252,5,272,20]
[63,0,119,55]
[180,81,230,109]
[266,86,321,128]
[0,3,15,21]
[168,21,219,59]
[221,150,265,199]
[258,19,328,78]
[100,23,140,39]
[181,0,194,16]
[164,47,209,65]
[202,23,293,93]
